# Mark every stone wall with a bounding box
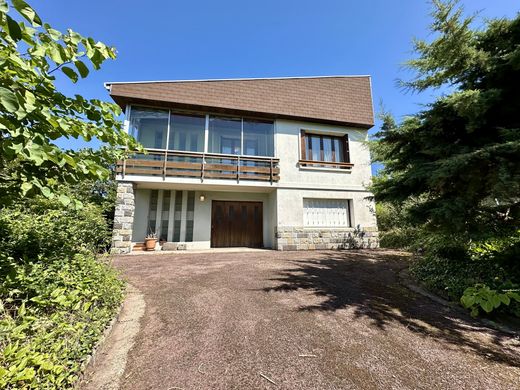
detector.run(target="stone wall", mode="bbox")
[275,226,379,251]
[111,182,135,254]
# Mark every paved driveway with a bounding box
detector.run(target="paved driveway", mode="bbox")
[112,250,519,389]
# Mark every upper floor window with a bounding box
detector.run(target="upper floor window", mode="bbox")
[299,130,352,169]
[129,107,169,149]
[128,107,274,157]
[207,116,274,157]
[169,113,205,152]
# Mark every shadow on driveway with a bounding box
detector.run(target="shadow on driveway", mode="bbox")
[262,250,520,368]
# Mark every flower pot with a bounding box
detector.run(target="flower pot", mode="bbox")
[145,238,157,251]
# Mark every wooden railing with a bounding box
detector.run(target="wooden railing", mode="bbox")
[117,150,280,183]
[299,159,354,170]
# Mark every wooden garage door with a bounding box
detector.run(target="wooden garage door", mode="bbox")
[211,201,263,248]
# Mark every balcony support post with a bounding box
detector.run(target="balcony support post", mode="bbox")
[237,156,240,183]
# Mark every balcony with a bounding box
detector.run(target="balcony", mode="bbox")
[116,149,280,183]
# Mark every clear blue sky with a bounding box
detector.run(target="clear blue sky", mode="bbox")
[33,0,518,151]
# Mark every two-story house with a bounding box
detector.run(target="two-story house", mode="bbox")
[107,76,378,254]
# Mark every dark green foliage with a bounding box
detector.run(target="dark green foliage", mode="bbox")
[0,253,123,388]
[0,197,110,260]
[372,1,520,317]
[0,195,124,388]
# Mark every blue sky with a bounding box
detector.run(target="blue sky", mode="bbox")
[32,0,518,151]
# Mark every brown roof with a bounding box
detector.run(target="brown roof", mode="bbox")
[106,76,374,128]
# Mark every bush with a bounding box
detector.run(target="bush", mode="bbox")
[410,231,520,318]
[0,195,124,388]
[0,197,110,260]
[0,253,123,388]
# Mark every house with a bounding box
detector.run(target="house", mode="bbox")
[106,76,378,254]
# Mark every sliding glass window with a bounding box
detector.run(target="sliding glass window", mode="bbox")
[208,116,242,155]
[208,116,274,157]
[129,107,169,149]
[243,119,274,157]
[168,113,205,152]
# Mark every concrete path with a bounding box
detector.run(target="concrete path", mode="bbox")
[101,250,520,389]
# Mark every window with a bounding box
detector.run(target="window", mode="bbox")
[129,107,169,149]
[208,116,242,155]
[168,113,205,152]
[303,198,352,227]
[243,119,274,157]
[207,115,275,157]
[300,131,350,167]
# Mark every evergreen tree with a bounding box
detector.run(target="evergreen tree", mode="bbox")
[372,0,520,248]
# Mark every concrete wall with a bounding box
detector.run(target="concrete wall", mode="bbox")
[272,119,378,250]
[192,190,275,249]
[274,119,373,189]
[132,188,276,249]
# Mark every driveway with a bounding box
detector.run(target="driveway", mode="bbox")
[109,250,519,389]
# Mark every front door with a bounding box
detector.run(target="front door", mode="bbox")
[211,201,263,248]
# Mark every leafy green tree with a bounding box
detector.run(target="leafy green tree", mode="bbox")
[372,0,520,247]
[0,0,139,206]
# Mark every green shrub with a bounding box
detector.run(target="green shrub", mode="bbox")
[0,197,110,260]
[410,231,520,318]
[0,253,124,388]
[0,193,124,388]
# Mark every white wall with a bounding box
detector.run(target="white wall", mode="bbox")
[276,188,377,230]
[133,188,276,248]
[133,189,151,242]
[193,190,275,248]
[275,119,373,189]
[273,119,377,231]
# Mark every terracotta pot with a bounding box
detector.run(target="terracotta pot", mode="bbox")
[144,238,157,251]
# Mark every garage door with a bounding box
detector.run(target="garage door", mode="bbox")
[211,201,263,248]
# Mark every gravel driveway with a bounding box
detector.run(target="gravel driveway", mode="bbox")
[111,249,520,390]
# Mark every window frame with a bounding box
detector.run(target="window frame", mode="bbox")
[303,198,353,228]
[300,130,351,169]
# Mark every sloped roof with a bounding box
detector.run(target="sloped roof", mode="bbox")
[106,76,374,128]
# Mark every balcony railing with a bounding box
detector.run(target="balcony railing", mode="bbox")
[117,149,280,183]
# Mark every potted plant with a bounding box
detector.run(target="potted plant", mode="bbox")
[144,232,157,251]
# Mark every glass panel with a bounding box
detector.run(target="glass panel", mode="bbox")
[185,191,195,242]
[208,116,241,155]
[333,138,344,162]
[311,135,321,161]
[243,119,274,157]
[147,190,158,235]
[168,114,205,152]
[323,137,333,162]
[129,107,169,149]
[173,190,183,242]
[160,190,171,241]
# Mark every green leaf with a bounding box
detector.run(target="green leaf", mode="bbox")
[40,186,52,198]
[460,294,475,308]
[0,0,8,13]
[62,66,78,83]
[499,294,510,306]
[20,182,32,196]
[0,87,19,113]
[5,14,22,41]
[480,300,494,313]
[58,194,71,206]
[74,60,89,78]
[12,0,42,26]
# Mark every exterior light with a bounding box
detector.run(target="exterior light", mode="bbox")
[199,194,205,202]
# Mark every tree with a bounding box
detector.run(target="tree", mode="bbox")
[0,0,140,206]
[371,0,520,248]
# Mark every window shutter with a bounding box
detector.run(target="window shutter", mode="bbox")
[343,134,350,163]
[300,130,306,160]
